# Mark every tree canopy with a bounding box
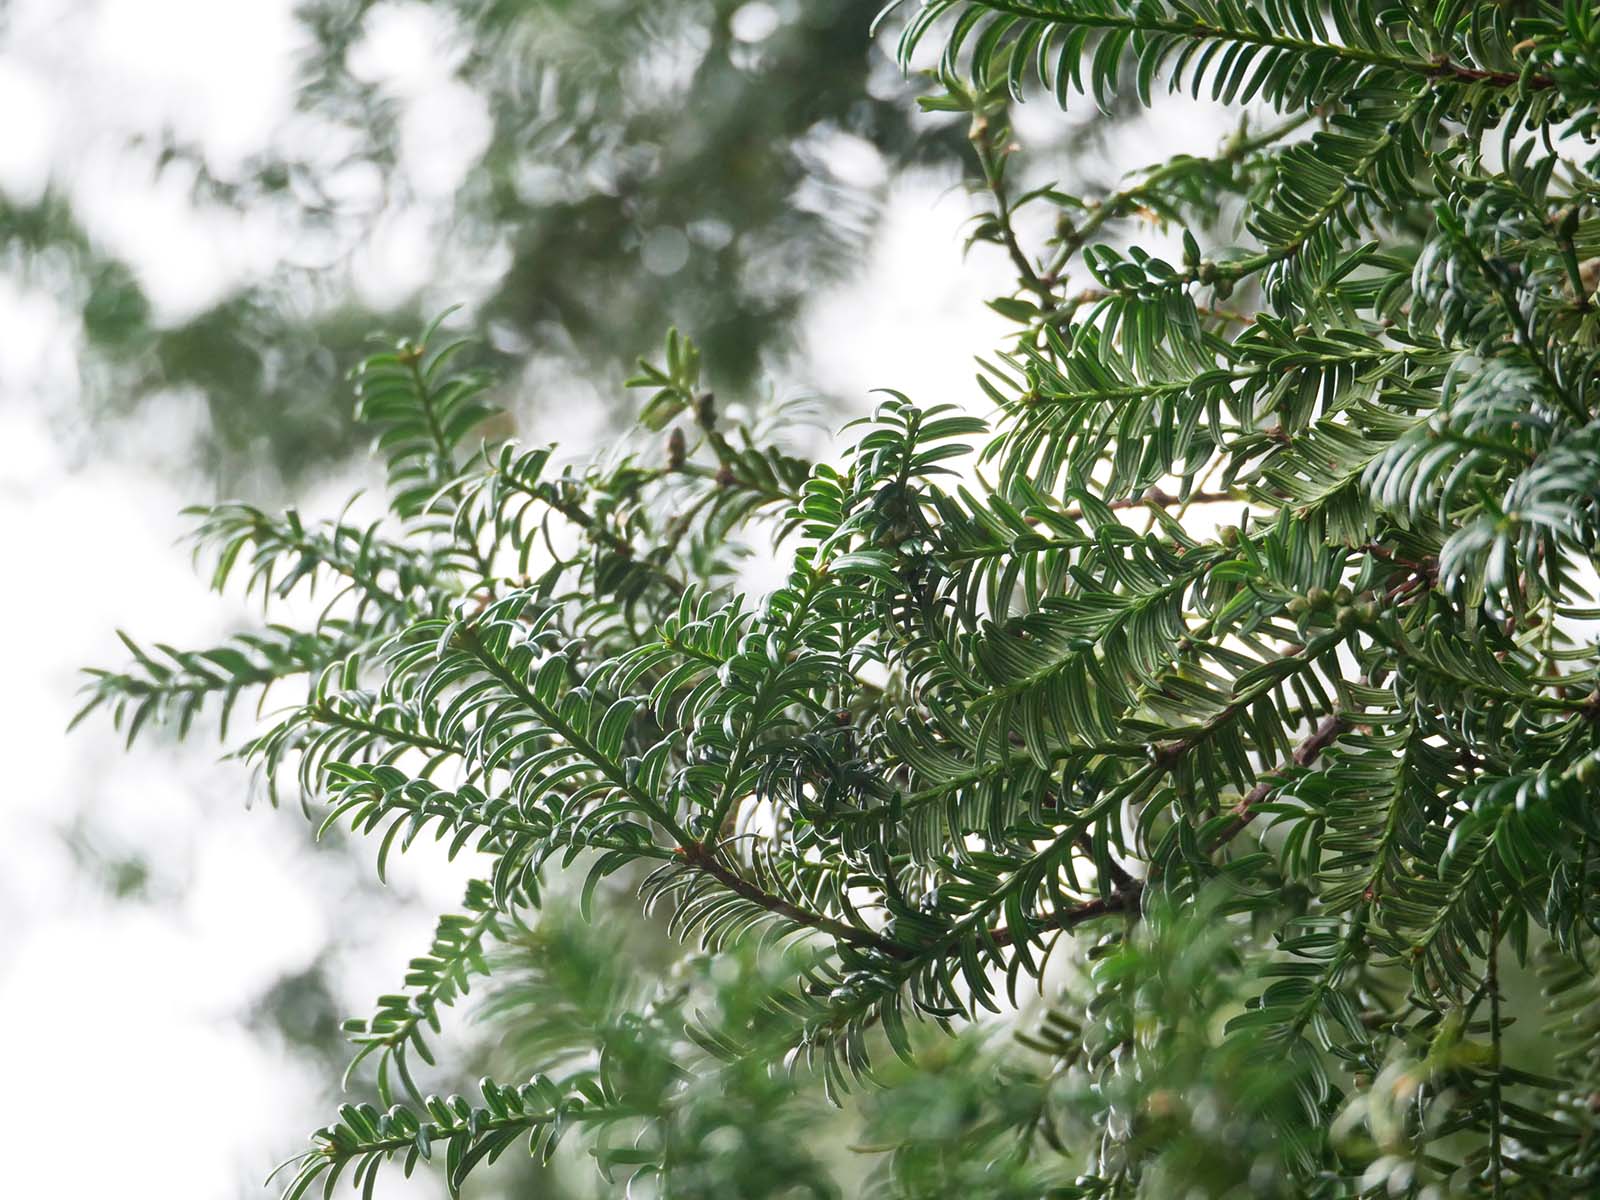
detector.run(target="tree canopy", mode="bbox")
[82,2,1600,1196]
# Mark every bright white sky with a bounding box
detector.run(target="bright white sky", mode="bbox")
[0,2,1231,1196]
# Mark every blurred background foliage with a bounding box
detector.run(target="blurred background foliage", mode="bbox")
[11,0,979,487]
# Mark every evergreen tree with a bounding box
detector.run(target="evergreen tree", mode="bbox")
[82,2,1600,1196]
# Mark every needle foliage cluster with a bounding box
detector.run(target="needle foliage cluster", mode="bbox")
[83,2,1600,1196]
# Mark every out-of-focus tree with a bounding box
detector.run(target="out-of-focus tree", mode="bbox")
[7,0,974,484]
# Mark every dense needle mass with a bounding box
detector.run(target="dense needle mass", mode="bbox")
[82,3,1600,1197]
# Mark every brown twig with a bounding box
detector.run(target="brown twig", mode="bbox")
[678,842,908,960]
[988,884,1143,947]
[1210,713,1350,846]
